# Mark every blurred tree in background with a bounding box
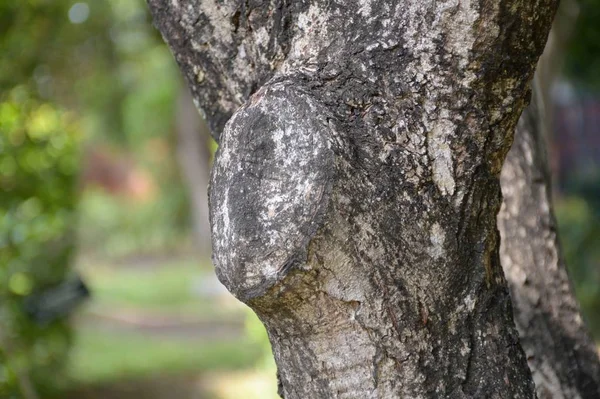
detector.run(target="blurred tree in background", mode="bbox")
[555,0,600,339]
[61,0,193,258]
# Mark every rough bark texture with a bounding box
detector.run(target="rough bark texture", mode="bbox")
[499,81,600,399]
[148,1,558,397]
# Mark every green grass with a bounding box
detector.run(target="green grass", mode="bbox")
[67,327,262,385]
[83,260,199,307]
[61,256,259,391]
[78,258,240,315]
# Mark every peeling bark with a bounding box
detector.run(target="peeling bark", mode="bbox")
[499,80,600,399]
[148,1,558,397]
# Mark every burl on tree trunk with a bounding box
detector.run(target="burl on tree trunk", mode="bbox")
[148,1,558,397]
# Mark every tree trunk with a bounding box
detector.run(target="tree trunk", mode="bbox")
[175,85,212,255]
[498,5,600,396]
[148,1,558,397]
[499,74,600,399]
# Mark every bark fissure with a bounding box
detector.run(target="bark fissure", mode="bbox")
[148,0,559,397]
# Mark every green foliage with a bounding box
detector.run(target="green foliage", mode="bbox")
[0,0,80,90]
[565,0,600,90]
[556,171,600,339]
[78,188,190,259]
[73,0,180,148]
[0,0,179,146]
[0,87,80,396]
[555,194,600,338]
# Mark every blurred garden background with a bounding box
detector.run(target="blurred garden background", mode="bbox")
[1,0,599,398]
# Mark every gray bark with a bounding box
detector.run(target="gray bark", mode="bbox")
[175,85,212,255]
[148,1,558,397]
[498,5,600,397]
[499,77,600,399]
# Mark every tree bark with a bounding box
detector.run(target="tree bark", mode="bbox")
[148,1,558,397]
[498,5,600,396]
[499,76,600,399]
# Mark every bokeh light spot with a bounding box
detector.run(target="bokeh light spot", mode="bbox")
[9,272,33,296]
[68,2,90,24]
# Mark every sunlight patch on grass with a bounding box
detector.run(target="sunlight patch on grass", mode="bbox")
[202,370,279,399]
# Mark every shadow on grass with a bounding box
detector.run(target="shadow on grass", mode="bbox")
[63,374,217,399]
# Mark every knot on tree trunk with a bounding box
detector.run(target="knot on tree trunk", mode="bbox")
[210,80,336,302]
